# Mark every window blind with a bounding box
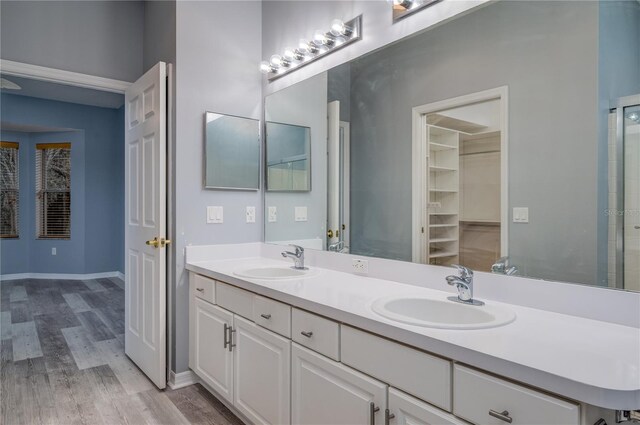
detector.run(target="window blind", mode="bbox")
[0,141,19,238]
[36,143,71,239]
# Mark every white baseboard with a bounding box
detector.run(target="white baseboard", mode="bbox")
[0,271,124,282]
[168,370,199,390]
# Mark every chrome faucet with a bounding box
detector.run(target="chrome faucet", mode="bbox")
[491,256,518,276]
[446,264,484,306]
[281,244,307,270]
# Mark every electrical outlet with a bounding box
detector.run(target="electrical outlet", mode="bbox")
[352,258,369,274]
[51,247,56,256]
[246,206,256,223]
[294,206,308,222]
[268,206,277,223]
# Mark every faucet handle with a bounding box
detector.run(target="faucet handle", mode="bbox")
[289,244,304,256]
[451,264,473,279]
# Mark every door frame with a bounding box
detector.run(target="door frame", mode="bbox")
[4,60,174,385]
[411,86,509,263]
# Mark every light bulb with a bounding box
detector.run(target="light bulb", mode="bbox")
[270,54,289,68]
[284,47,304,61]
[628,112,640,122]
[330,19,352,37]
[393,0,414,9]
[298,39,317,55]
[313,30,334,47]
[259,61,274,74]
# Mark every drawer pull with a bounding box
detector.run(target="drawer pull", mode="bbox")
[229,328,236,352]
[195,287,204,292]
[223,323,230,348]
[301,331,313,338]
[385,409,395,425]
[369,402,380,425]
[260,313,272,320]
[489,410,513,424]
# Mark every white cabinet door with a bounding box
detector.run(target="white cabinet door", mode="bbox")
[388,388,467,425]
[190,298,234,403]
[233,316,291,425]
[292,343,387,425]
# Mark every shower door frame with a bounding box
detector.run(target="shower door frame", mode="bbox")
[613,94,640,290]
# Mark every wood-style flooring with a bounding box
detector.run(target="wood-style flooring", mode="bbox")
[0,278,244,425]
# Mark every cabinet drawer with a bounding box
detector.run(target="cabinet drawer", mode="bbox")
[292,308,340,361]
[216,282,253,319]
[389,388,467,425]
[253,295,291,338]
[191,273,215,304]
[341,326,452,411]
[453,364,580,425]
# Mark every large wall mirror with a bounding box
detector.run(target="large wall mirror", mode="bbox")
[264,0,640,292]
[205,112,260,190]
[266,121,311,191]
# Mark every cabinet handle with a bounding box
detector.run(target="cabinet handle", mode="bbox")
[196,287,204,292]
[385,409,395,425]
[223,323,230,348]
[300,331,313,338]
[260,313,272,320]
[489,410,513,423]
[229,328,236,352]
[369,402,380,425]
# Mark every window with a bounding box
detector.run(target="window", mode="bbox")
[0,141,19,238]
[36,143,71,239]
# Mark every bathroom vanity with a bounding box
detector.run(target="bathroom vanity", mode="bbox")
[185,244,639,425]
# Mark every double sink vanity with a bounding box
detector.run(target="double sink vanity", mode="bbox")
[185,243,640,425]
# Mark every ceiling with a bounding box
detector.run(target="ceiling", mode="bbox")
[0,74,124,109]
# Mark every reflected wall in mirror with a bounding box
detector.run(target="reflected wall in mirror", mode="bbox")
[204,112,260,190]
[263,0,640,291]
[266,122,311,191]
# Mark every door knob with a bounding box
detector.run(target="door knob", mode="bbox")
[327,229,334,238]
[146,237,159,248]
[160,238,171,247]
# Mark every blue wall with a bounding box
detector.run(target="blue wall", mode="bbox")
[0,94,124,275]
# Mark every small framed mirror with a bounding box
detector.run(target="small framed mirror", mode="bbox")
[266,121,311,192]
[204,112,260,190]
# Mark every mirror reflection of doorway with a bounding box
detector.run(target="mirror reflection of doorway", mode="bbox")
[327,100,350,253]
[412,88,508,273]
[609,95,640,291]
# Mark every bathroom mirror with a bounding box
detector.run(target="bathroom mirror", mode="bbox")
[204,112,260,190]
[266,121,311,192]
[264,0,640,292]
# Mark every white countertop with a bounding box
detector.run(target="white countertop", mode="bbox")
[186,256,640,410]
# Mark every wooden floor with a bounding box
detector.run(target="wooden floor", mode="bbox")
[0,278,244,425]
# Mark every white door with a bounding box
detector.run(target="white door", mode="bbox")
[189,299,234,402]
[292,343,387,425]
[388,388,467,425]
[233,316,291,425]
[124,62,168,389]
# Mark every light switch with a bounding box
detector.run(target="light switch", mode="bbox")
[295,206,308,222]
[268,206,277,223]
[207,206,223,224]
[513,207,529,223]
[246,206,256,223]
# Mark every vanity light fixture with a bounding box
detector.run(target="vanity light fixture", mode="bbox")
[259,15,362,81]
[392,0,442,22]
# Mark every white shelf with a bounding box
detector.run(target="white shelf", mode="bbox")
[429,166,457,172]
[429,238,457,243]
[429,251,458,259]
[429,188,458,193]
[429,142,457,152]
[429,212,458,216]
[429,224,458,228]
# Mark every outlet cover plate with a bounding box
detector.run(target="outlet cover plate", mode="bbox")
[352,258,369,274]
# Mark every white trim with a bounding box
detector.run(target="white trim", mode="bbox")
[411,86,509,263]
[168,370,199,390]
[0,271,124,282]
[0,59,131,94]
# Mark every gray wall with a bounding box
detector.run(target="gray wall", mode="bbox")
[265,73,328,245]
[347,1,600,284]
[143,0,176,73]
[0,1,144,82]
[173,0,262,373]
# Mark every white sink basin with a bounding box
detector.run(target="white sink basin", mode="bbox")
[234,266,316,280]
[371,296,515,330]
